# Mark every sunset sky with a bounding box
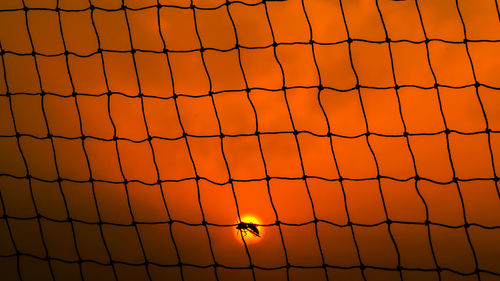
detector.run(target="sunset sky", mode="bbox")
[0,0,499,281]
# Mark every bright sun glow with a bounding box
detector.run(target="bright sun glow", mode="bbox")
[234,215,264,245]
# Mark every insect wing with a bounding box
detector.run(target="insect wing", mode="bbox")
[248,224,260,237]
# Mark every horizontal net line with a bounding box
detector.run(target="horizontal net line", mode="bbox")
[0,251,498,277]
[0,0,289,13]
[2,214,499,230]
[2,82,500,99]
[1,172,498,186]
[1,128,498,141]
[3,37,500,58]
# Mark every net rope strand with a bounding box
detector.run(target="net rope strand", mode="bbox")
[0,0,499,281]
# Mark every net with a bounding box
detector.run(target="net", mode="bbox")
[0,0,499,281]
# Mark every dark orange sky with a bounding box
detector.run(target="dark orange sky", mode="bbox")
[0,0,499,281]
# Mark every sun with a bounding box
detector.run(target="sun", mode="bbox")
[234,215,264,245]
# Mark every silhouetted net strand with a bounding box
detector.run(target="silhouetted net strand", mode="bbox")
[0,0,499,281]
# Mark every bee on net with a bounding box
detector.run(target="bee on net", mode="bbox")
[236,222,261,238]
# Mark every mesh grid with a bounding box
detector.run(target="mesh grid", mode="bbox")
[0,0,499,281]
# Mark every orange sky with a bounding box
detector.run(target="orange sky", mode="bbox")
[0,0,500,281]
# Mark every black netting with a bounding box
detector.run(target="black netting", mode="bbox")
[0,0,499,281]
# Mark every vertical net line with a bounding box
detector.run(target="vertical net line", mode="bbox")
[43,0,88,280]
[9,1,61,280]
[338,0,406,278]
[338,3,407,279]
[86,1,132,279]
[412,1,451,279]
[328,0,368,281]
[452,0,497,278]
[296,0,336,280]
[119,1,176,280]
[414,0,479,279]
[151,2,219,279]
[201,1,262,279]
[261,2,301,280]
[372,1,422,280]
[454,0,500,199]
[0,167,24,280]
[373,1,442,281]
[223,2,298,281]
[151,1,188,279]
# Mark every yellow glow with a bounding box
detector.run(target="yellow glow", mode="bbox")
[234,215,264,245]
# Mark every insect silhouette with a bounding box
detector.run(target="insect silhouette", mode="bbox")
[236,222,261,238]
